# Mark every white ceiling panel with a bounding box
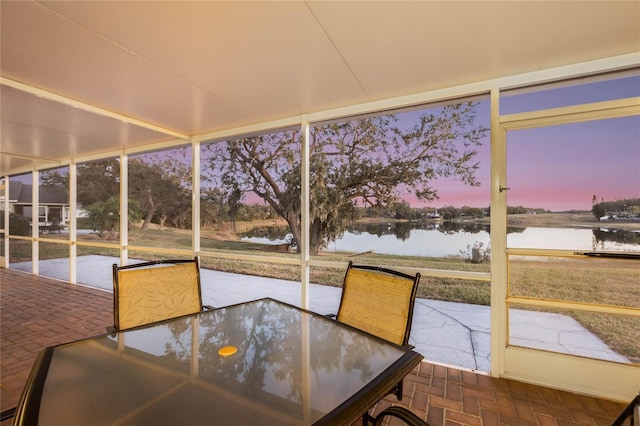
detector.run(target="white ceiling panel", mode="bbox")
[40,1,368,118]
[0,1,240,133]
[0,86,174,172]
[543,2,640,67]
[307,1,640,100]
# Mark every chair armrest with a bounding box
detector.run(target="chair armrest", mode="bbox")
[612,394,640,426]
[372,406,429,426]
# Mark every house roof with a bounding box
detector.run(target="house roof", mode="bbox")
[1,1,639,175]
[8,181,67,205]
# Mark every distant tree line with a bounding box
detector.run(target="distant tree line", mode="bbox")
[38,157,284,239]
[389,203,488,220]
[592,198,640,219]
[34,153,565,244]
[364,202,549,221]
[34,155,555,241]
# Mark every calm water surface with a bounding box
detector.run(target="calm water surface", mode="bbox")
[243,224,640,258]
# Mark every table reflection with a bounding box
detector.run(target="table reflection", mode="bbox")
[142,299,404,415]
[30,299,416,425]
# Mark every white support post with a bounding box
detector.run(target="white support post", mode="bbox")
[489,88,508,377]
[120,153,128,266]
[192,140,201,256]
[300,119,311,309]
[2,176,8,268]
[32,171,39,275]
[69,162,77,283]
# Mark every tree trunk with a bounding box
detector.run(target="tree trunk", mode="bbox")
[309,217,325,255]
[284,213,325,255]
[140,192,156,230]
[141,210,154,229]
[283,210,302,253]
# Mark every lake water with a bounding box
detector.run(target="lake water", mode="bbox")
[242,223,640,258]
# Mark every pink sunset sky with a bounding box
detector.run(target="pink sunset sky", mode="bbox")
[406,75,640,212]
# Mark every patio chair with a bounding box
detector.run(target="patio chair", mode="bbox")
[49,217,61,233]
[372,406,429,426]
[333,261,421,401]
[108,257,213,333]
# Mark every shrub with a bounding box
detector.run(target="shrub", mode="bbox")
[459,241,490,264]
[9,213,31,236]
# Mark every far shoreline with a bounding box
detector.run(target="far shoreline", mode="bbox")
[359,211,640,231]
[482,211,640,230]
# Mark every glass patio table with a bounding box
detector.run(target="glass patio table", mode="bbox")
[13,298,423,425]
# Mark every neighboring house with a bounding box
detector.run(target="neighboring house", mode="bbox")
[7,181,70,227]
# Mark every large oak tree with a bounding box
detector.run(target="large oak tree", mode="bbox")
[203,102,487,254]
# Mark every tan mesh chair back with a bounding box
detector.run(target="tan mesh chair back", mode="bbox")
[112,257,204,331]
[337,261,420,346]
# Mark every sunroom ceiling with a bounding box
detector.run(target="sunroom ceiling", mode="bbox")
[1,1,639,175]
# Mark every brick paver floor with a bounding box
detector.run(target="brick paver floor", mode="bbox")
[1,268,112,415]
[0,268,626,425]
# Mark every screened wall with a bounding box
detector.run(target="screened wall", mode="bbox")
[2,66,639,402]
